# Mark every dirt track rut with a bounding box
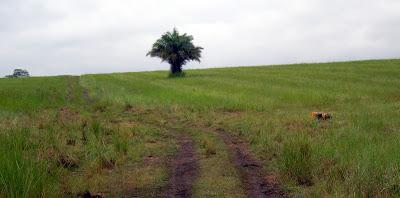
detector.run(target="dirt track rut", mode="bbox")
[161,134,198,198]
[218,131,286,198]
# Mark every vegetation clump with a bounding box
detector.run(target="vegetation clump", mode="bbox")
[147,28,203,75]
[5,69,30,78]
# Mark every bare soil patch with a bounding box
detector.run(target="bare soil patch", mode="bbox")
[58,107,80,123]
[161,134,199,198]
[217,129,286,198]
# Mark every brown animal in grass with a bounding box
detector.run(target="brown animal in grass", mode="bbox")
[311,112,332,120]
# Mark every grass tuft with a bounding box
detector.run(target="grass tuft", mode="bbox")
[280,135,313,186]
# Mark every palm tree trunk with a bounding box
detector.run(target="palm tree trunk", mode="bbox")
[170,64,182,74]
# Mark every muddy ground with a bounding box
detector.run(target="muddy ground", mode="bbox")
[218,130,286,198]
[161,134,199,198]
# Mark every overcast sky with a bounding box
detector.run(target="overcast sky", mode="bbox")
[1,0,399,76]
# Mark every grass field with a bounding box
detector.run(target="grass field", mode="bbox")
[0,59,399,197]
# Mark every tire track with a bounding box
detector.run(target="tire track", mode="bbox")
[217,130,286,198]
[82,88,95,104]
[65,76,75,102]
[161,134,199,198]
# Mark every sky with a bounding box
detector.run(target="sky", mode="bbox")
[0,0,399,76]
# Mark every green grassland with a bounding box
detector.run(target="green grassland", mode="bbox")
[0,59,399,197]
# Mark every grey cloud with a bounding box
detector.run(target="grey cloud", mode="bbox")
[0,0,399,76]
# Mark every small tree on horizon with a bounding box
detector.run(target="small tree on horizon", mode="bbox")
[147,28,203,75]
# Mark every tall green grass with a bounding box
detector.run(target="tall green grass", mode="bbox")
[0,75,178,197]
[0,128,57,198]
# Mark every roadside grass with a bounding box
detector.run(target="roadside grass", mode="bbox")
[0,128,58,198]
[58,105,178,197]
[0,76,177,197]
[81,59,400,197]
[0,76,77,197]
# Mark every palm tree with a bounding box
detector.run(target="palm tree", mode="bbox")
[147,28,203,74]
